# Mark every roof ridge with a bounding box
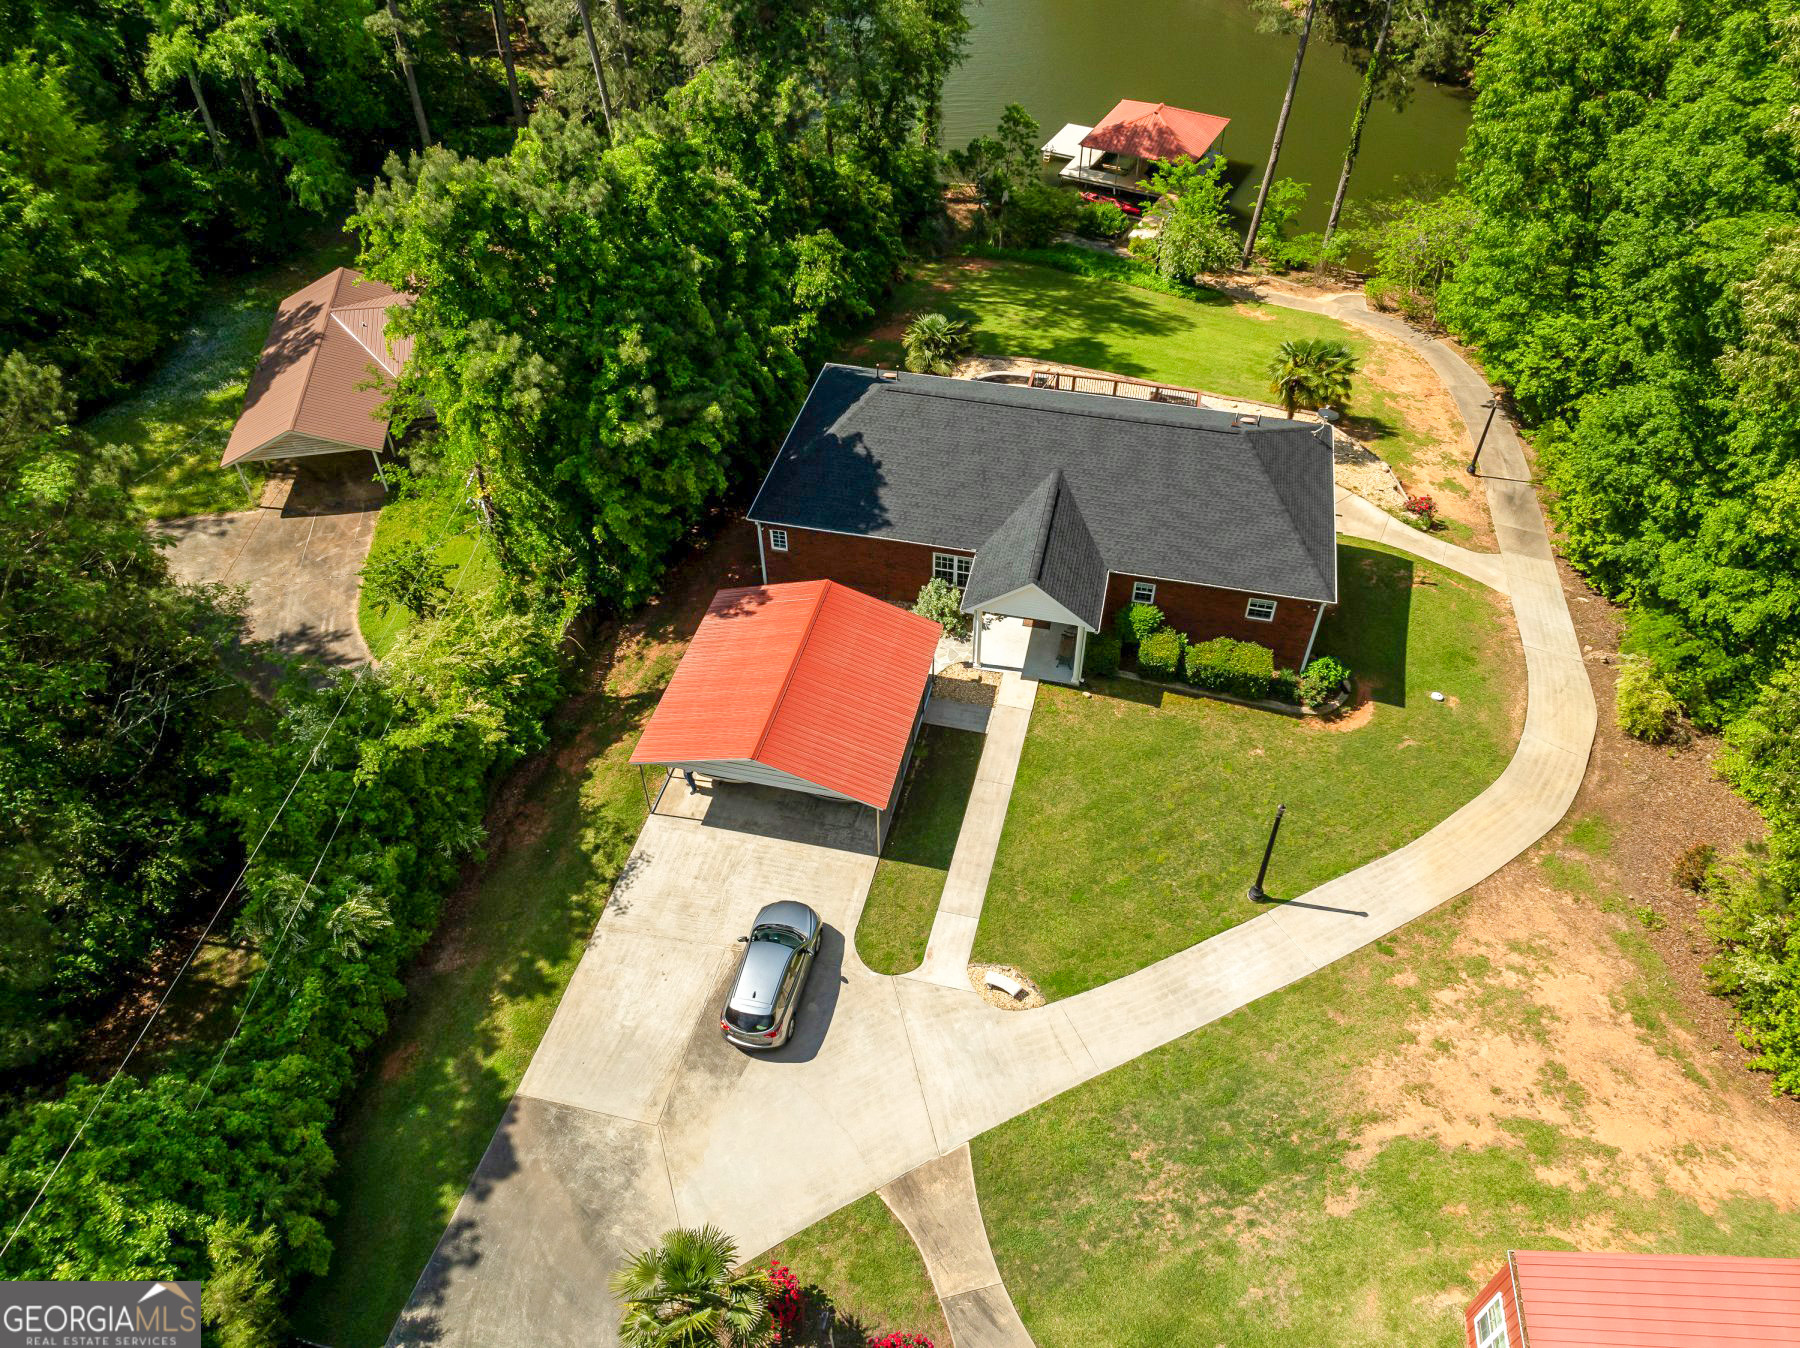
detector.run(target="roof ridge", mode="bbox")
[752,581,833,762]
[1028,469,1063,582]
[880,372,1251,432]
[330,309,396,377]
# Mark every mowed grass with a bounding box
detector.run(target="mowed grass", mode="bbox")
[965,891,1800,1348]
[82,232,356,519]
[971,542,1522,999]
[854,725,984,974]
[761,1193,950,1346]
[289,629,680,1346]
[356,484,504,658]
[855,257,1402,436]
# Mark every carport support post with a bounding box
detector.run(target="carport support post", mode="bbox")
[370,449,389,491]
[638,763,650,813]
[236,464,253,502]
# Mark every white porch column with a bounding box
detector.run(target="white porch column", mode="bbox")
[1073,625,1088,682]
[370,449,389,489]
[972,610,984,670]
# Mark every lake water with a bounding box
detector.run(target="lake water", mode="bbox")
[940,0,1474,231]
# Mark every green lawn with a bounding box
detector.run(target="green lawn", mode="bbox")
[778,865,1800,1347]
[82,232,356,519]
[854,725,984,975]
[971,541,1522,1000]
[762,1193,950,1346]
[356,483,504,658]
[860,256,1403,429]
[288,625,678,1346]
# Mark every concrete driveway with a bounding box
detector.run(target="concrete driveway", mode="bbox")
[151,457,379,668]
[392,779,936,1346]
[391,296,1596,1346]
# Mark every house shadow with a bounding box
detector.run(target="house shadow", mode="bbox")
[1318,544,1413,708]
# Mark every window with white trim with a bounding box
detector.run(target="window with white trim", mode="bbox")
[1245,597,1278,622]
[933,552,971,589]
[767,527,789,552]
[1131,581,1157,605]
[1472,1294,1508,1348]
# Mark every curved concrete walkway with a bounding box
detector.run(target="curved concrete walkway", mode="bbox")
[392,295,1596,1348]
[879,1146,1034,1347]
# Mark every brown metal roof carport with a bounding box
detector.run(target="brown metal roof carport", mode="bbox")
[220,267,414,491]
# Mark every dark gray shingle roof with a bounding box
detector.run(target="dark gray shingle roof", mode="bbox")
[960,470,1108,628]
[749,365,1338,604]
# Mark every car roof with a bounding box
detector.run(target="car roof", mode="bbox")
[752,900,819,938]
[728,940,797,1014]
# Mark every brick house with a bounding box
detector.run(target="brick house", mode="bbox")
[747,365,1338,684]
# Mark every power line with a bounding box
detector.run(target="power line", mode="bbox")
[0,486,487,1262]
[191,529,491,1109]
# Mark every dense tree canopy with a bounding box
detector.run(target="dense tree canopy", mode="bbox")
[0,354,239,1070]
[1437,0,1800,1090]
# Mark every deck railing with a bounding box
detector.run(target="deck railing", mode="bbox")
[1027,368,1201,406]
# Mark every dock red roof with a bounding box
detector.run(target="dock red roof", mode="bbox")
[630,581,940,810]
[1471,1251,1800,1347]
[1080,100,1230,162]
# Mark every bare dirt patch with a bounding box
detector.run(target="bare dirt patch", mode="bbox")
[380,1041,421,1082]
[1349,867,1800,1215]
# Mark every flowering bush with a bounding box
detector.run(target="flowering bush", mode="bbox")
[766,1260,806,1342]
[1402,494,1439,530]
[867,1335,936,1348]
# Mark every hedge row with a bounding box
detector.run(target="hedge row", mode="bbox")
[1104,603,1350,708]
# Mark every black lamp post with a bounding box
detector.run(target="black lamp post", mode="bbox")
[1248,803,1287,903]
[1468,397,1500,475]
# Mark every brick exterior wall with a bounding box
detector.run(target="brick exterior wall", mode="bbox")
[754,522,1327,670]
[757,522,968,607]
[1104,573,1323,671]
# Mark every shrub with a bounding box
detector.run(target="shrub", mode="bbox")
[1085,631,1121,678]
[912,577,968,636]
[1635,906,1666,931]
[1402,494,1439,531]
[1075,201,1131,240]
[1616,659,1680,742]
[998,181,1079,248]
[1298,655,1352,707]
[1137,628,1185,677]
[1364,275,1398,311]
[868,1335,936,1348]
[1114,601,1164,646]
[1672,842,1716,892]
[766,1260,805,1342]
[1184,636,1277,699]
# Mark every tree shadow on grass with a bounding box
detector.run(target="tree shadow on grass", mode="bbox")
[1316,544,1412,708]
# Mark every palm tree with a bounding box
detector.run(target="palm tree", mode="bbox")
[901,312,972,375]
[1242,0,1319,265]
[612,1226,773,1348]
[1266,338,1358,419]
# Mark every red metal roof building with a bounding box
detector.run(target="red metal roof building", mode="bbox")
[1467,1251,1800,1348]
[1080,99,1230,164]
[630,581,940,838]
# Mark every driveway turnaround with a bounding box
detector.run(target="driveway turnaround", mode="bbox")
[879,1146,1034,1348]
[391,305,1596,1346]
[151,457,378,667]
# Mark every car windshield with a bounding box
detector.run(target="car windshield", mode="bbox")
[752,925,804,949]
[725,1007,774,1033]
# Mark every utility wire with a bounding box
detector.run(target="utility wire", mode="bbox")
[0,485,485,1261]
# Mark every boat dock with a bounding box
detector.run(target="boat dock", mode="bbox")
[1040,123,1099,168]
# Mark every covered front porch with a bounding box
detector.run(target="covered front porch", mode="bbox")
[972,611,1086,686]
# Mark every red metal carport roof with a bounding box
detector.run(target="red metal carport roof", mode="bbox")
[630,580,940,810]
[1080,99,1230,162]
[1499,1251,1800,1346]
